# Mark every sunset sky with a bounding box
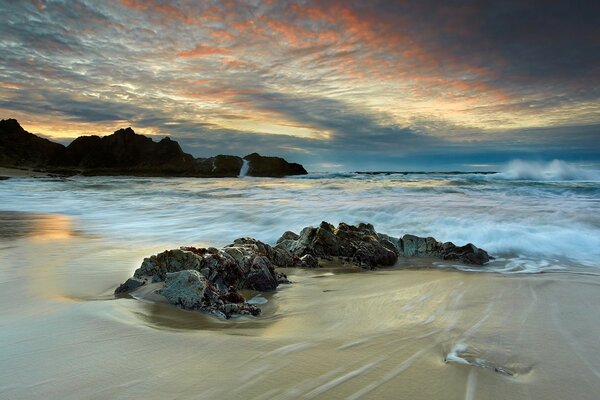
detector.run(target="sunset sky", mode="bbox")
[1,0,599,170]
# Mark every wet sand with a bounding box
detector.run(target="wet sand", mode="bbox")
[0,166,54,178]
[1,212,600,399]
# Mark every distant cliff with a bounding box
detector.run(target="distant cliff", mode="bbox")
[0,119,308,177]
[0,119,65,167]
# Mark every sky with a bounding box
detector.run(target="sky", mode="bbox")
[1,0,599,171]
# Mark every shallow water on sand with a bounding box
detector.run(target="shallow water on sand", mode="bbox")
[1,212,600,399]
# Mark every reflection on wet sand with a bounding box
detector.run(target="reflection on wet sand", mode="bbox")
[1,212,600,399]
[0,211,79,241]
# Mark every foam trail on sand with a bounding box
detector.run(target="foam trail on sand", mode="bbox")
[465,369,477,400]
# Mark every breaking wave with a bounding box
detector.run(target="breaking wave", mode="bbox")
[493,159,600,181]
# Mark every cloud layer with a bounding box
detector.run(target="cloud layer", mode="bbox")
[1,0,599,170]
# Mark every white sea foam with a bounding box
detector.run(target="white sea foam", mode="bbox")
[238,159,250,177]
[493,159,600,181]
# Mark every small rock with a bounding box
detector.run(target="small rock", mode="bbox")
[114,277,145,294]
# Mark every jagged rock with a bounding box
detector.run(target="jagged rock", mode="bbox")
[246,255,278,291]
[63,127,196,174]
[135,248,203,282]
[396,234,490,265]
[114,277,145,294]
[271,246,295,268]
[299,254,319,268]
[0,118,65,167]
[440,242,491,265]
[276,231,299,244]
[158,270,260,318]
[275,221,491,267]
[275,221,398,269]
[160,270,207,310]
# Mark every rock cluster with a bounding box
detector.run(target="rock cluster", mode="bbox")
[115,239,291,318]
[275,221,491,268]
[115,221,492,318]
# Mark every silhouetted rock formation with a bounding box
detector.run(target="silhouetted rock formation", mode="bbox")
[0,119,65,167]
[115,222,492,318]
[194,155,243,177]
[63,128,196,174]
[0,119,307,177]
[244,152,308,177]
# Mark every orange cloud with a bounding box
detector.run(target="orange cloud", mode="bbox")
[177,44,231,58]
[120,0,198,25]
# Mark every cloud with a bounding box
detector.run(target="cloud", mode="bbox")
[0,0,598,169]
[177,44,231,58]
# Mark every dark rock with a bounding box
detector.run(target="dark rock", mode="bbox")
[275,271,291,285]
[114,277,145,294]
[246,256,278,291]
[134,249,203,282]
[354,241,397,268]
[0,119,66,168]
[276,221,399,268]
[299,254,319,268]
[244,152,307,177]
[271,246,295,268]
[194,154,243,177]
[0,119,308,178]
[276,231,299,244]
[440,242,492,265]
[396,234,490,265]
[276,222,491,268]
[221,288,246,304]
[158,270,260,318]
[63,127,196,174]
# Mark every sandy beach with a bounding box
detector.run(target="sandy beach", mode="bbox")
[1,211,599,399]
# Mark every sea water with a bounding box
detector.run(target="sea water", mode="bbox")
[1,160,599,273]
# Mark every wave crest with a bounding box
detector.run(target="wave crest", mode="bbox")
[494,160,600,181]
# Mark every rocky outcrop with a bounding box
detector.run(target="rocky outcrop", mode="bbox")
[244,152,308,177]
[194,155,243,177]
[115,221,491,318]
[115,239,291,318]
[63,128,196,174]
[0,119,308,177]
[275,222,398,268]
[0,119,65,167]
[274,221,491,268]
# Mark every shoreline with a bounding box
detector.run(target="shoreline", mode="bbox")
[0,166,57,179]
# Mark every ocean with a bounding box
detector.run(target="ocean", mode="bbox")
[1,159,599,273]
[1,160,599,399]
